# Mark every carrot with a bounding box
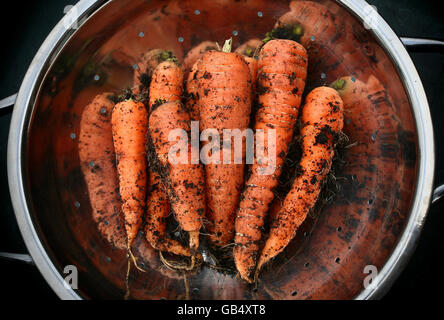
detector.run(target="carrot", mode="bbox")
[184,59,202,121]
[256,86,344,274]
[133,49,178,94]
[235,39,262,96]
[149,60,184,108]
[233,39,307,282]
[195,39,252,246]
[267,1,349,90]
[111,99,148,258]
[183,42,218,121]
[145,59,196,259]
[78,93,127,250]
[148,101,206,268]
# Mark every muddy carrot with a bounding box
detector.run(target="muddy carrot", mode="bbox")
[267,1,348,90]
[146,59,195,258]
[184,59,202,121]
[149,60,184,108]
[256,86,344,274]
[149,101,205,267]
[111,99,148,256]
[183,41,219,121]
[235,39,262,96]
[195,39,252,246]
[133,49,178,94]
[78,93,126,250]
[233,39,307,282]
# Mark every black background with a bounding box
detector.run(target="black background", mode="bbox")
[0,0,443,300]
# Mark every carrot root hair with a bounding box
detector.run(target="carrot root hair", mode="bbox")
[128,246,146,272]
[124,259,131,300]
[158,250,203,272]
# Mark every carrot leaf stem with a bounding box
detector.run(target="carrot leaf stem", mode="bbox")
[222,38,233,53]
[331,78,346,90]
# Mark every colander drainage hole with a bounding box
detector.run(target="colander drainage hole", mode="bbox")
[335,257,341,264]
[291,291,298,297]
[337,226,342,232]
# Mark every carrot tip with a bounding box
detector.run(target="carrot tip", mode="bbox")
[124,259,131,300]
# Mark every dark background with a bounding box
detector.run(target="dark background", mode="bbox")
[0,0,443,300]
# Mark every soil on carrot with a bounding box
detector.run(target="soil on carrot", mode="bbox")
[264,23,304,44]
[117,87,149,104]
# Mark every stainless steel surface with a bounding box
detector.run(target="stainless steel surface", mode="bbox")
[343,0,434,300]
[0,252,34,265]
[8,0,102,300]
[6,0,436,300]
[0,94,17,110]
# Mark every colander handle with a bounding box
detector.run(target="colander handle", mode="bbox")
[0,93,33,265]
[401,37,444,52]
[432,185,444,204]
[0,252,34,265]
[0,93,17,110]
[401,37,444,204]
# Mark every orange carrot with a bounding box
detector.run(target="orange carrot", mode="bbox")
[183,42,220,122]
[235,39,262,96]
[145,171,193,257]
[149,101,205,266]
[268,1,349,90]
[78,93,126,250]
[256,86,344,274]
[133,49,178,94]
[111,99,148,254]
[233,39,307,282]
[195,39,252,246]
[149,60,184,108]
[145,59,195,258]
[184,59,202,121]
